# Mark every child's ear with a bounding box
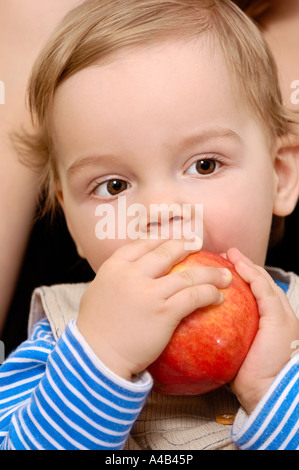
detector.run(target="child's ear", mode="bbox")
[55,180,86,259]
[273,137,299,217]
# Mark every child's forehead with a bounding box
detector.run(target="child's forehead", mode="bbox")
[55,37,236,102]
[52,38,268,163]
[53,38,236,116]
[54,37,262,140]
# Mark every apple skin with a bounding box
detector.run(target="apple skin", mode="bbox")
[148,251,259,395]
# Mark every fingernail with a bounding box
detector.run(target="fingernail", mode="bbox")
[219,268,232,281]
[192,235,202,246]
[214,291,224,305]
[184,236,202,251]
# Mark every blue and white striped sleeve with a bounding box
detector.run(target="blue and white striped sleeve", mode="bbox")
[232,353,299,450]
[0,319,152,450]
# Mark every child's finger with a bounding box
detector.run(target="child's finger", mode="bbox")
[226,247,280,293]
[165,283,224,323]
[233,258,288,323]
[135,237,202,278]
[110,236,202,266]
[225,247,255,268]
[110,237,169,263]
[158,266,232,298]
[227,247,295,319]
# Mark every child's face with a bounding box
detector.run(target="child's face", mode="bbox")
[53,40,279,272]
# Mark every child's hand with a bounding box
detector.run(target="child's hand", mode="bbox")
[226,247,299,415]
[77,238,231,381]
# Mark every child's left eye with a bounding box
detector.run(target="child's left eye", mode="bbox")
[186,158,218,176]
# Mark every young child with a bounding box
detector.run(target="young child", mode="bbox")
[1,0,299,450]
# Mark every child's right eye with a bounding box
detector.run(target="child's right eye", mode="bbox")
[94,178,130,197]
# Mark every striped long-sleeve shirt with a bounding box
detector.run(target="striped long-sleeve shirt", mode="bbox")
[0,318,298,450]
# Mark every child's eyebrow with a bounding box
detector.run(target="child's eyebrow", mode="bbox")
[66,127,242,177]
[66,154,118,178]
[177,127,242,149]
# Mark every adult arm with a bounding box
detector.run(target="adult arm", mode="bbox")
[0,0,84,334]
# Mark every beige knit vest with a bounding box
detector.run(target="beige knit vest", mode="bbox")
[27,267,299,450]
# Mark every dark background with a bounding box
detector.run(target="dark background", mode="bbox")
[2,213,94,356]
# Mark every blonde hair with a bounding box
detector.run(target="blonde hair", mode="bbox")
[20,0,298,216]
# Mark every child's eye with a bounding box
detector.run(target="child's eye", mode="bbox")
[94,178,130,197]
[186,158,218,176]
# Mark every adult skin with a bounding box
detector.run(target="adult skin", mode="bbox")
[234,0,299,271]
[256,0,299,112]
[247,0,299,272]
[0,0,83,334]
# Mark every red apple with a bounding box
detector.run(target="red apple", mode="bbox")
[148,251,259,395]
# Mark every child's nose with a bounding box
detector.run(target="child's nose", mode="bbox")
[136,182,202,241]
[139,202,193,239]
